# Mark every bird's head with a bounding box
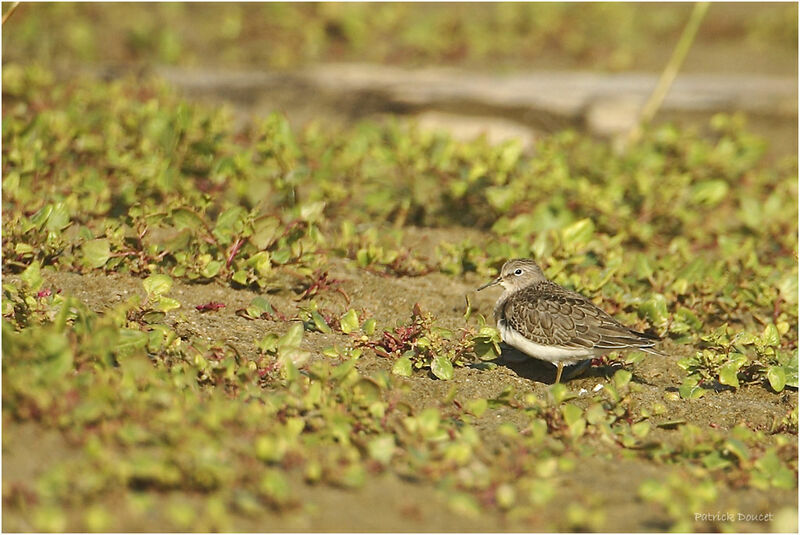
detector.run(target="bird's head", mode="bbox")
[476,258,547,292]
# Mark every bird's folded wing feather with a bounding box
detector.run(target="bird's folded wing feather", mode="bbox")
[503,284,654,351]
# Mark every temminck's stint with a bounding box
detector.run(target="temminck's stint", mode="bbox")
[478,258,663,383]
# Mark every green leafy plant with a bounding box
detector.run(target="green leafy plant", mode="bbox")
[678,323,797,396]
[2,63,797,531]
[369,303,500,380]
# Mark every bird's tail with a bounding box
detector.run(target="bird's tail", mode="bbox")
[638,345,666,357]
[630,329,666,356]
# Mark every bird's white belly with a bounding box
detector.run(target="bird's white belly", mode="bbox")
[498,321,599,366]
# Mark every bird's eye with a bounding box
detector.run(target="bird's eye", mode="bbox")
[513,268,523,276]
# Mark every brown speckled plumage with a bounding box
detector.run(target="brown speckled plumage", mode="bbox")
[499,280,659,352]
[478,258,663,383]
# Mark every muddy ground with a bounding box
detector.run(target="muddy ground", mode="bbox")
[3,225,796,532]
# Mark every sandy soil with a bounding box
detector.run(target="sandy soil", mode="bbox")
[3,225,795,531]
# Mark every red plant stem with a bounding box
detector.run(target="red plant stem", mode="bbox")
[336,287,351,306]
[226,237,244,268]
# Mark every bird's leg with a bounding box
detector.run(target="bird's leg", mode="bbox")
[554,362,564,384]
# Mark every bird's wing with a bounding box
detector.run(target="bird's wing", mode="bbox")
[503,283,656,351]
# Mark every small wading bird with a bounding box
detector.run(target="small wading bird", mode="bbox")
[477,258,663,384]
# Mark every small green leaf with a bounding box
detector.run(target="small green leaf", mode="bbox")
[495,484,515,510]
[213,206,246,244]
[613,369,632,389]
[82,239,111,269]
[418,407,441,436]
[602,382,620,403]
[638,479,669,503]
[561,218,595,248]
[255,435,287,463]
[201,260,223,279]
[32,506,67,532]
[251,253,274,278]
[690,179,729,206]
[656,419,686,429]
[338,463,366,489]
[246,297,275,318]
[280,349,308,372]
[14,243,34,256]
[528,480,556,506]
[448,492,481,518]
[472,329,501,360]
[485,186,516,213]
[141,310,166,324]
[367,435,396,465]
[256,334,279,353]
[762,323,781,347]
[278,323,304,350]
[352,378,379,402]
[339,309,359,334]
[638,294,668,326]
[631,421,650,438]
[143,274,173,298]
[171,208,205,231]
[678,376,707,399]
[754,449,795,489]
[271,248,291,264]
[568,418,586,438]
[549,383,569,404]
[718,362,740,388]
[723,438,750,463]
[361,317,377,335]
[767,366,786,392]
[251,216,281,249]
[431,355,454,380]
[21,261,43,292]
[259,469,291,506]
[232,270,249,285]
[702,451,732,470]
[466,398,488,417]
[30,204,53,229]
[117,329,150,352]
[331,359,356,382]
[45,202,71,231]
[784,352,798,388]
[585,403,607,425]
[561,404,583,426]
[38,332,73,378]
[391,355,412,377]
[633,254,654,280]
[310,310,332,334]
[355,249,369,267]
[155,297,181,312]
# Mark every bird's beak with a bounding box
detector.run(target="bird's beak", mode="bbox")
[477,276,501,291]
